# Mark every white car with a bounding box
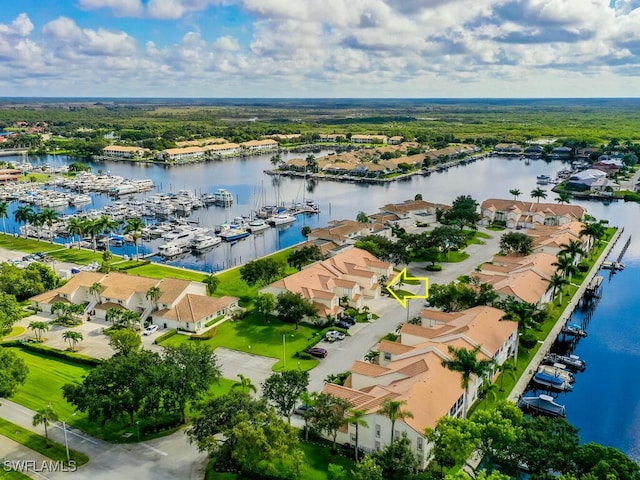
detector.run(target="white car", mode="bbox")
[325,330,346,341]
[143,324,159,336]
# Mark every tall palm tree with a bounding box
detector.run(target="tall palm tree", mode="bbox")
[547,272,569,303]
[559,239,585,264]
[67,216,85,248]
[232,373,257,394]
[579,221,605,254]
[145,285,161,313]
[39,208,59,243]
[82,218,100,252]
[377,398,414,444]
[32,405,58,444]
[500,298,535,333]
[14,205,34,238]
[530,187,547,203]
[96,214,119,240]
[204,274,219,296]
[347,408,369,462]
[552,253,579,281]
[441,345,495,418]
[89,282,102,303]
[123,217,145,260]
[62,330,83,351]
[555,192,571,204]
[508,189,521,201]
[498,359,517,392]
[299,391,317,441]
[30,210,45,241]
[0,202,8,234]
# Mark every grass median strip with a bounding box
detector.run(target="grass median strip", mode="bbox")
[0,417,89,466]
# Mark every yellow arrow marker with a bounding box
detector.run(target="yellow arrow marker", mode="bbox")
[385,267,429,308]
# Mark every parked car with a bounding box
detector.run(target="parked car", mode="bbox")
[341,315,357,325]
[325,330,346,341]
[336,320,351,329]
[143,324,159,336]
[294,405,312,415]
[307,347,328,358]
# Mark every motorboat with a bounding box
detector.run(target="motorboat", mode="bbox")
[190,233,222,251]
[268,213,296,226]
[158,242,184,257]
[601,261,625,271]
[536,174,551,185]
[247,219,270,233]
[532,371,573,392]
[561,323,588,337]
[218,224,250,242]
[213,188,234,205]
[543,353,586,371]
[518,394,566,417]
[69,194,92,206]
[537,364,575,384]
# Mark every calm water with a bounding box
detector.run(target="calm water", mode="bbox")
[4,153,640,459]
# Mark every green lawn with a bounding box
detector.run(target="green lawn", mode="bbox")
[0,417,89,467]
[159,311,321,372]
[442,251,470,263]
[205,440,356,480]
[47,248,117,265]
[0,469,31,480]
[0,235,62,254]
[125,263,208,282]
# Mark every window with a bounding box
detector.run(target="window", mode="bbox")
[375,425,381,437]
[417,437,423,450]
[384,352,392,361]
[375,440,380,450]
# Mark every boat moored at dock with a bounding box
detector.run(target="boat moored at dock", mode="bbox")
[518,394,566,417]
[532,371,573,392]
[543,353,586,371]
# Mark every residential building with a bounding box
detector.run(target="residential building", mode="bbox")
[157,146,206,162]
[0,169,21,182]
[323,305,517,468]
[260,247,392,317]
[202,143,241,157]
[240,139,279,153]
[307,219,392,246]
[494,143,523,155]
[30,271,238,333]
[389,136,404,145]
[102,145,146,159]
[528,221,587,257]
[565,169,608,191]
[479,199,586,228]
[350,134,388,145]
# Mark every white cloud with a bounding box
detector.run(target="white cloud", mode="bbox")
[77,0,144,17]
[43,17,136,57]
[213,35,240,51]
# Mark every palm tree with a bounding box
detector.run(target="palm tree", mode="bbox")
[82,218,100,252]
[14,205,33,237]
[356,211,369,223]
[299,391,317,441]
[39,208,59,243]
[559,239,585,264]
[123,217,145,260]
[105,307,123,327]
[62,330,83,351]
[145,286,161,310]
[530,187,547,203]
[305,154,318,173]
[508,189,521,201]
[30,210,45,241]
[377,398,414,444]
[579,221,605,254]
[232,373,257,394]
[28,321,49,342]
[498,359,517,392]
[441,345,495,418]
[270,154,282,167]
[555,192,571,204]
[500,298,536,333]
[480,377,499,406]
[547,272,569,303]
[89,282,102,302]
[301,226,312,238]
[0,202,8,234]
[347,408,369,461]
[364,350,380,364]
[67,216,85,248]
[204,274,219,296]
[552,253,579,281]
[32,405,58,444]
[96,215,119,243]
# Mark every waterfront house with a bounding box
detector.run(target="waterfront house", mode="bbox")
[565,169,608,191]
[379,199,449,227]
[389,136,404,145]
[157,146,206,163]
[480,199,586,228]
[322,305,516,468]
[528,221,588,257]
[317,134,342,143]
[175,138,229,147]
[307,219,392,246]
[102,145,146,159]
[475,252,557,305]
[260,247,392,316]
[494,143,523,155]
[350,134,388,145]
[0,169,22,182]
[202,143,240,157]
[552,146,573,159]
[30,271,238,333]
[240,139,278,153]
[524,145,543,156]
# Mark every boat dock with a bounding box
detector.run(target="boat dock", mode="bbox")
[508,226,624,403]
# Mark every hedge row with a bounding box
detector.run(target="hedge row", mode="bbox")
[0,340,102,366]
[191,327,217,341]
[154,328,177,344]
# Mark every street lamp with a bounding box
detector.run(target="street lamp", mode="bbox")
[62,412,77,464]
[282,334,294,370]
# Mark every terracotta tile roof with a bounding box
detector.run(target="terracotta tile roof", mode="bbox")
[156,277,195,304]
[378,340,414,355]
[351,361,391,377]
[480,199,585,221]
[30,291,68,304]
[99,272,159,301]
[380,199,449,215]
[156,295,237,324]
[57,271,106,295]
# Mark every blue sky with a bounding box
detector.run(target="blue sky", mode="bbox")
[1,0,640,97]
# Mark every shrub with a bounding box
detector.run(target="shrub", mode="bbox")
[154,328,177,344]
[191,327,216,341]
[295,352,314,360]
[382,333,399,342]
[426,264,442,272]
[577,262,589,273]
[205,315,224,328]
[519,332,538,350]
[6,341,102,366]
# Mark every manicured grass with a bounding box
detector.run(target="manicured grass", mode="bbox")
[47,248,114,265]
[0,469,31,480]
[442,251,470,263]
[486,225,506,231]
[1,326,25,338]
[0,235,61,254]
[0,417,89,466]
[126,263,208,282]
[474,231,492,239]
[159,311,321,372]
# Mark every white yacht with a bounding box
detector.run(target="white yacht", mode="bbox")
[213,188,234,205]
[247,219,270,233]
[190,232,222,251]
[268,213,296,226]
[69,194,92,206]
[158,242,184,257]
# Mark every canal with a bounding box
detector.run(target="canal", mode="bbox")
[2,152,640,460]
